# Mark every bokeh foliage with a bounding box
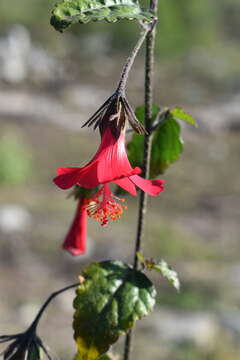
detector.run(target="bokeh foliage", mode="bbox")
[0,131,31,186]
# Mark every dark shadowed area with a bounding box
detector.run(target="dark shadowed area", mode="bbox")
[0,0,240,359]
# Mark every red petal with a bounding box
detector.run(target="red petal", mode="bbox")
[57,167,80,175]
[62,199,87,256]
[96,128,138,183]
[54,168,82,189]
[54,128,141,190]
[130,175,165,196]
[54,166,99,189]
[114,177,137,196]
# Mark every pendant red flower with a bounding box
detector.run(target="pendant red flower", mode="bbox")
[54,127,164,196]
[55,125,164,256]
[62,198,87,256]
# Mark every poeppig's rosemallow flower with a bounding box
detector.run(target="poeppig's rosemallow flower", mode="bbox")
[54,128,164,214]
[54,127,164,197]
[62,197,87,256]
[54,96,164,255]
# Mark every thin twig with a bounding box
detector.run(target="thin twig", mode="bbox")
[117,24,152,95]
[30,283,79,330]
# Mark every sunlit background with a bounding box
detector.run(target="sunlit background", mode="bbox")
[0,0,240,359]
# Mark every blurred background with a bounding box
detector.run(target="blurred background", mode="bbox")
[0,0,240,359]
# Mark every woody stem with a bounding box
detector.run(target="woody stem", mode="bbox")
[123,3,158,360]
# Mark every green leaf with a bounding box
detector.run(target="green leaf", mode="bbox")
[151,260,180,291]
[126,132,144,172]
[171,107,197,126]
[75,353,120,360]
[151,112,184,175]
[127,105,184,176]
[73,260,156,360]
[51,0,154,32]
[137,253,180,291]
[98,355,113,360]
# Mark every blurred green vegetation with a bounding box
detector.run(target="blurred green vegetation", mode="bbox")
[0,129,32,185]
[147,219,215,262]
[169,340,240,360]
[0,0,240,56]
[157,283,219,310]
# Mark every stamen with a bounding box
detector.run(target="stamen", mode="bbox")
[85,185,127,226]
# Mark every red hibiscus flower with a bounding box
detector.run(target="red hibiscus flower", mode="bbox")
[54,127,164,196]
[55,120,164,256]
[62,198,87,256]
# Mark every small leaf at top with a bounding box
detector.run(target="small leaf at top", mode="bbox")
[51,0,155,32]
[171,107,197,126]
[73,260,156,360]
[137,253,180,291]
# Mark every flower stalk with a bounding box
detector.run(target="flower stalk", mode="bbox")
[116,23,153,96]
[82,22,156,136]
